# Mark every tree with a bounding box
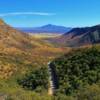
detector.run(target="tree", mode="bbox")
[17,67,49,91]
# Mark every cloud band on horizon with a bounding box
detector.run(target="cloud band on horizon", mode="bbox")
[0,12,56,17]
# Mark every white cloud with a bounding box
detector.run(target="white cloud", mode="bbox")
[0,12,56,17]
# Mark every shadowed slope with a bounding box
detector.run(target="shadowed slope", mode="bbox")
[49,25,100,47]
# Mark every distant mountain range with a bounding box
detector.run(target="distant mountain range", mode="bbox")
[1,18,100,47]
[50,25,100,47]
[16,24,71,34]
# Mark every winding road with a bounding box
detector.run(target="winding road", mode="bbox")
[48,62,59,95]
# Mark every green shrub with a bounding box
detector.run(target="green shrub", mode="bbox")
[52,47,100,95]
[17,67,49,91]
[77,84,100,100]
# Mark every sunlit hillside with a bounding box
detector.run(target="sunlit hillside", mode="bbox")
[0,19,71,100]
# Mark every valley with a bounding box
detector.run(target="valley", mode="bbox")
[0,19,71,100]
[1,0,100,100]
[0,19,100,100]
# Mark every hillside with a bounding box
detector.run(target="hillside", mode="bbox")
[0,19,34,50]
[0,19,69,78]
[17,45,100,100]
[50,46,100,99]
[50,25,100,47]
[0,19,70,100]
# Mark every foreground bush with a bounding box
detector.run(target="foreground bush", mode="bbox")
[17,67,49,91]
[77,84,100,100]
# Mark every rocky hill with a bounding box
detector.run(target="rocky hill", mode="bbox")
[51,25,100,47]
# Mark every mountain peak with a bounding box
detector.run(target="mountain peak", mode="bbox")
[17,24,71,34]
[0,19,6,25]
[41,24,55,28]
[45,24,53,26]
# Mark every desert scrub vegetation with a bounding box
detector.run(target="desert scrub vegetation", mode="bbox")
[17,67,49,92]
[0,63,17,79]
[77,84,100,100]
[15,46,100,100]
[52,47,100,95]
[1,46,100,100]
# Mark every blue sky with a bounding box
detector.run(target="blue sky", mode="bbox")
[0,0,100,27]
